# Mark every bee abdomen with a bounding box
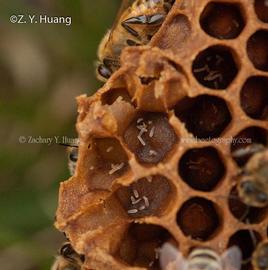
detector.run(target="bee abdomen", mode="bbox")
[189,249,222,270]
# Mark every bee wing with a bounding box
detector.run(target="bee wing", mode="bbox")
[221,246,242,270]
[160,242,187,270]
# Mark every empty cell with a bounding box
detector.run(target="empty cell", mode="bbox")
[177,197,220,241]
[200,2,245,39]
[124,113,177,164]
[179,147,225,191]
[228,230,261,270]
[254,0,268,23]
[192,46,238,90]
[101,88,132,105]
[247,30,268,71]
[116,175,173,218]
[231,127,268,166]
[117,223,176,269]
[175,95,231,139]
[241,76,268,120]
[82,137,129,190]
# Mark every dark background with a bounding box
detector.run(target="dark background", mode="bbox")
[0,1,120,269]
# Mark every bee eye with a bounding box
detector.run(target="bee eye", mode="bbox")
[257,256,268,268]
[98,64,112,79]
[69,149,78,162]
[240,180,255,194]
[257,192,268,203]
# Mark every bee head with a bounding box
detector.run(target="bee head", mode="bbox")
[255,242,268,270]
[239,180,268,207]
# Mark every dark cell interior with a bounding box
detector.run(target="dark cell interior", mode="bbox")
[101,88,132,105]
[228,186,268,224]
[83,137,129,190]
[124,113,178,164]
[231,127,268,166]
[241,76,268,120]
[179,147,225,191]
[247,30,268,71]
[254,0,268,23]
[200,2,245,39]
[116,175,173,218]
[192,45,238,90]
[117,223,175,269]
[175,95,231,139]
[177,197,220,241]
[228,230,261,270]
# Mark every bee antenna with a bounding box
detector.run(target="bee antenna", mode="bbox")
[246,219,258,247]
[217,194,250,222]
[58,143,79,148]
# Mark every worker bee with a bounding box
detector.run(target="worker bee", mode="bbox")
[67,146,78,176]
[59,141,79,176]
[160,243,242,270]
[232,144,268,208]
[51,242,84,270]
[252,240,268,270]
[96,0,175,81]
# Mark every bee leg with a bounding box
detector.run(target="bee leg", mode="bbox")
[103,58,120,70]
[148,14,165,24]
[232,143,265,159]
[122,13,165,39]
[246,219,258,247]
[121,21,140,38]
[97,64,112,80]
[126,39,140,46]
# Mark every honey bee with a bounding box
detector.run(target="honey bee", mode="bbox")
[51,242,84,270]
[96,0,175,81]
[59,141,79,176]
[67,146,78,176]
[232,144,268,208]
[160,243,242,270]
[252,240,268,270]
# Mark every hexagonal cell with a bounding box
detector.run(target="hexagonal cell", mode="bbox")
[101,88,132,105]
[241,76,268,120]
[117,223,176,269]
[231,127,268,166]
[116,175,174,218]
[228,230,261,270]
[81,137,129,190]
[123,113,178,164]
[247,30,268,71]
[154,14,191,51]
[177,197,220,241]
[200,2,245,39]
[175,95,231,139]
[192,46,238,90]
[228,186,268,224]
[179,147,225,191]
[254,0,268,23]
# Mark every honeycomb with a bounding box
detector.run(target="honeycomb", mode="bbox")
[54,0,268,269]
